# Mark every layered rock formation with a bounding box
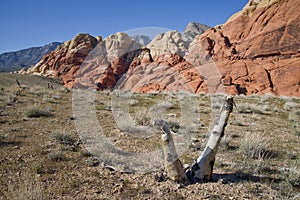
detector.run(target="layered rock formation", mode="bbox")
[198,0,300,96]
[147,31,188,57]
[23,33,142,88]
[21,0,300,96]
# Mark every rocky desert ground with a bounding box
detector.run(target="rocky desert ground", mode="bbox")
[0,73,299,199]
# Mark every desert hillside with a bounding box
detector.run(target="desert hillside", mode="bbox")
[0,73,299,199]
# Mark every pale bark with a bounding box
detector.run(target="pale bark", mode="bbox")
[160,120,187,182]
[188,95,234,182]
[160,96,234,183]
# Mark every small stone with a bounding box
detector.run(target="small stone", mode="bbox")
[69,116,76,120]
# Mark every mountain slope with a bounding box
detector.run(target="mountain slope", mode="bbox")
[131,35,152,46]
[0,42,62,72]
[182,22,210,43]
[20,0,300,96]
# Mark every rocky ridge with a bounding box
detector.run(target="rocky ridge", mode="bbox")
[182,22,210,43]
[20,0,300,96]
[0,42,62,72]
[131,35,151,46]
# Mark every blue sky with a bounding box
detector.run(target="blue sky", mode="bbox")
[0,0,249,54]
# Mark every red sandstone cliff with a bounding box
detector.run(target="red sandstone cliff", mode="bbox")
[196,0,300,96]
[21,0,300,96]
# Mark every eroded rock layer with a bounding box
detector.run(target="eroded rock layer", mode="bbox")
[21,0,300,96]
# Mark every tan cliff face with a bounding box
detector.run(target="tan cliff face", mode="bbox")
[21,0,300,96]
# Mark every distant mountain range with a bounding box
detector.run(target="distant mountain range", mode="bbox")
[131,35,152,46]
[0,42,62,72]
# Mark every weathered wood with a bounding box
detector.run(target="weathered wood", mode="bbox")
[160,120,187,182]
[16,79,21,88]
[188,95,234,182]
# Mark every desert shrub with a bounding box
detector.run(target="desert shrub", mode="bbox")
[48,150,66,162]
[129,99,139,106]
[221,134,232,150]
[0,133,5,142]
[5,172,51,200]
[24,108,53,118]
[132,108,152,126]
[7,95,18,105]
[238,103,264,114]
[61,87,71,93]
[230,119,246,126]
[80,150,93,157]
[283,101,299,111]
[50,132,74,145]
[295,110,300,117]
[61,145,78,152]
[151,102,174,110]
[85,157,100,167]
[239,132,272,159]
[289,110,300,122]
[281,166,300,187]
[295,130,300,137]
[31,162,44,174]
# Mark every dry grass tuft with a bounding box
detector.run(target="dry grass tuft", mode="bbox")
[280,166,300,187]
[50,132,75,145]
[239,132,273,159]
[48,150,66,162]
[5,172,51,200]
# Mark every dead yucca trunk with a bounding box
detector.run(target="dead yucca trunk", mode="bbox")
[160,96,234,183]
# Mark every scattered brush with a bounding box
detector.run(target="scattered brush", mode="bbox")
[221,133,233,150]
[5,172,51,200]
[133,108,152,126]
[238,103,264,114]
[239,132,273,159]
[24,107,53,118]
[50,132,75,145]
[48,150,66,162]
[281,166,300,187]
[0,133,5,142]
[85,157,100,167]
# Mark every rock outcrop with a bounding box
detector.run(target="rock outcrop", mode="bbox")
[21,0,300,96]
[23,33,142,88]
[147,31,188,57]
[195,0,300,96]
[25,34,100,88]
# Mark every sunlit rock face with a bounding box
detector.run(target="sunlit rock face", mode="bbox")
[22,0,300,96]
